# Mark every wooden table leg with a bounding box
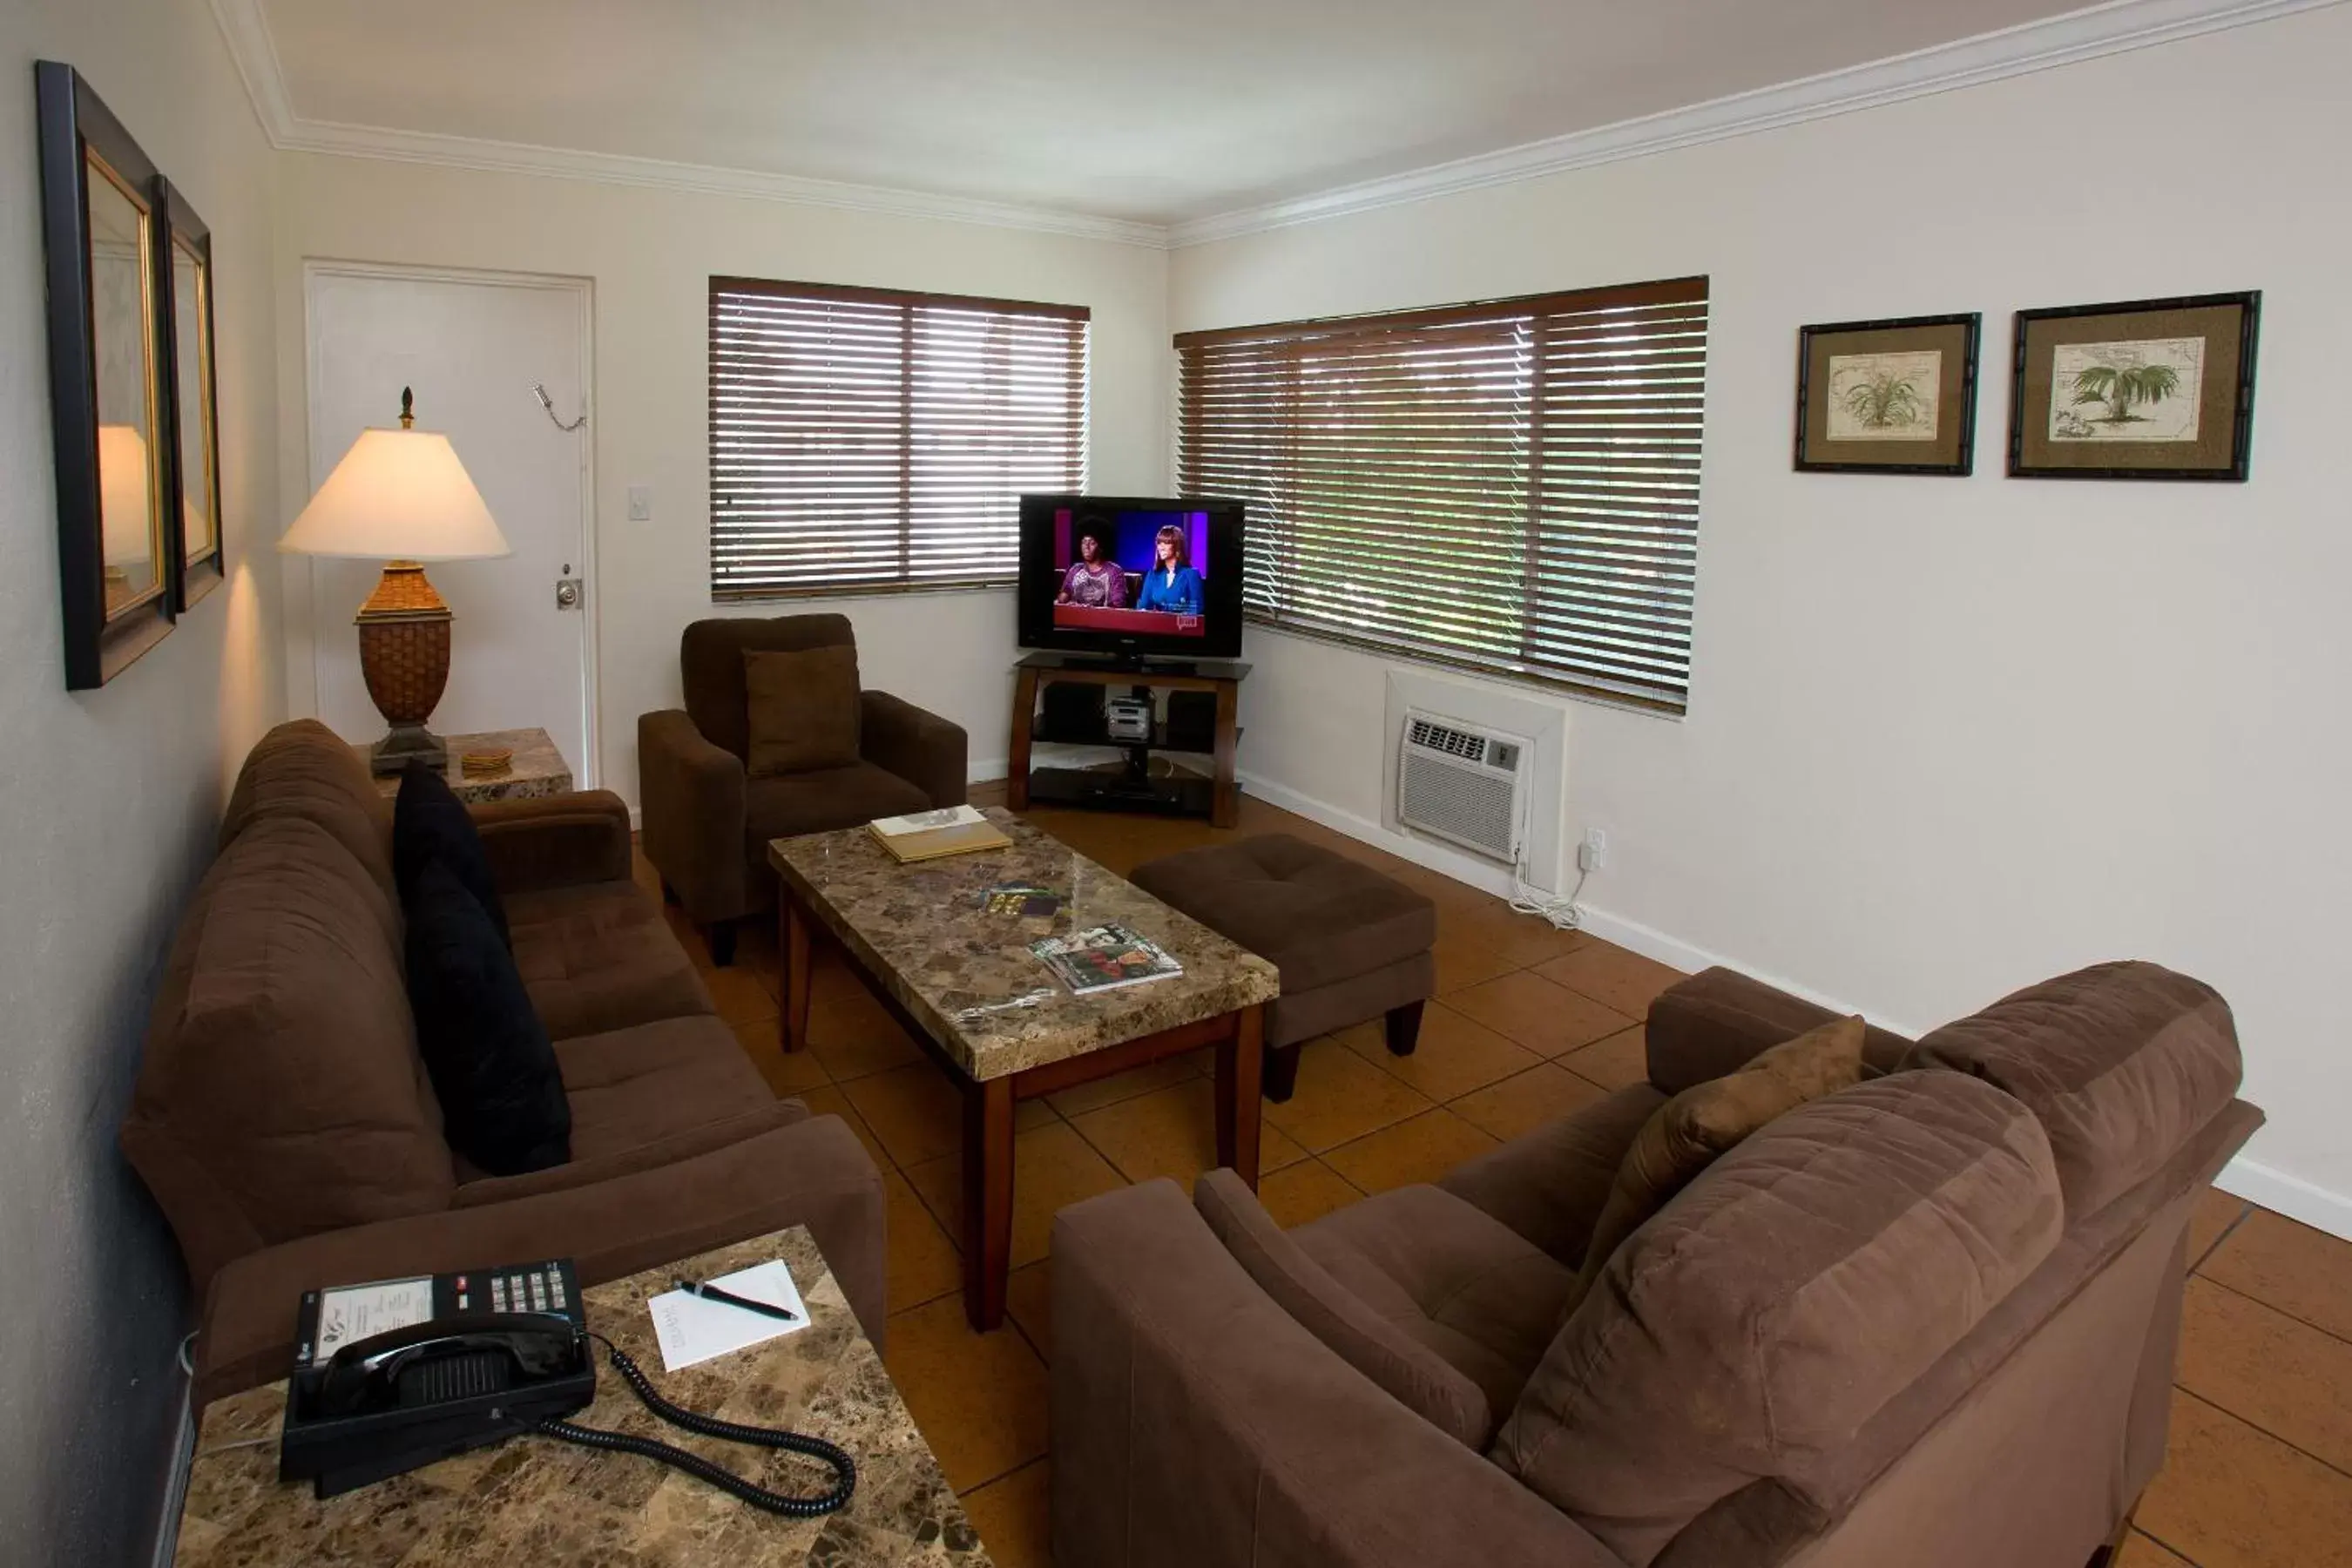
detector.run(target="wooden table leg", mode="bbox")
[1007,668,1039,813]
[963,1075,1016,1330]
[780,897,814,1053]
[1210,678,1240,828]
[1213,1005,1265,1188]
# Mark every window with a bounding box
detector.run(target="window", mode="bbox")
[1175,276,1708,712]
[708,277,1088,598]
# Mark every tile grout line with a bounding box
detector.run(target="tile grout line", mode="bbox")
[2191,1268,2352,1351]
[2169,1384,2352,1484]
[956,1452,1048,1502]
[2184,1201,2257,1279]
[2133,1524,2205,1567]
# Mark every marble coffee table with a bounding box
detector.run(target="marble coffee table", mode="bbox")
[768,808,1280,1330]
[171,1227,987,1567]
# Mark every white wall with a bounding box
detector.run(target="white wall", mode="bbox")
[273,156,1171,798]
[0,2,285,1560]
[1171,8,2352,1233]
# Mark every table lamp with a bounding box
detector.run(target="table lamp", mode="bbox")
[279,389,510,775]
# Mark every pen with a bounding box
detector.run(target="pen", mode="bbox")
[673,1277,800,1324]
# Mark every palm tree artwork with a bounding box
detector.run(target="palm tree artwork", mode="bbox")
[2070,362,2181,428]
[1841,369,1930,432]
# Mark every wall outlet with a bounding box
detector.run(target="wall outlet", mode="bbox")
[626,484,652,521]
[1578,828,1609,873]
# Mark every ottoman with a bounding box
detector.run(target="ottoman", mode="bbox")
[1130,834,1436,1102]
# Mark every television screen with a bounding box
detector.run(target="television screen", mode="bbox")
[1017,495,1244,660]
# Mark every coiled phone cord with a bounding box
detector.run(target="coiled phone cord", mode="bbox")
[535,1334,857,1517]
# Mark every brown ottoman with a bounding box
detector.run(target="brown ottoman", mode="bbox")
[1130,834,1436,1102]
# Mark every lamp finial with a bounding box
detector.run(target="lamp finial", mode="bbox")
[399,387,415,430]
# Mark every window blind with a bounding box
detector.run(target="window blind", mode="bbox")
[1176,276,1707,712]
[709,277,1088,598]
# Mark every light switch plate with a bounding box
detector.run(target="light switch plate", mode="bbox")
[626,484,652,521]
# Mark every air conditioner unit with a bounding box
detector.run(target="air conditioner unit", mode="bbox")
[1396,710,1528,864]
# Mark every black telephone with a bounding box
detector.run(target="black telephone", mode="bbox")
[280,1260,854,1516]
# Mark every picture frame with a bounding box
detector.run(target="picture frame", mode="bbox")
[2008,292,2260,481]
[159,179,226,611]
[37,59,176,688]
[1794,313,1980,476]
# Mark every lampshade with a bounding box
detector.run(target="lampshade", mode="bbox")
[98,422,152,567]
[278,426,510,561]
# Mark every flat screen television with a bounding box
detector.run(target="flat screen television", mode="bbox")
[1016,495,1245,662]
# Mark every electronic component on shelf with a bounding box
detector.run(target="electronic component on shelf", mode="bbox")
[1105,696,1152,741]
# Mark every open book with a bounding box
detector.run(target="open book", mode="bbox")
[867,804,1011,863]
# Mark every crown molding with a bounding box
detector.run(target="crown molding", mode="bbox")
[204,0,1168,247]
[1167,0,2344,247]
[213,0,2336,254]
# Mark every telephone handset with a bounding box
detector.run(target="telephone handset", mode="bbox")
[280,1260,854,1517]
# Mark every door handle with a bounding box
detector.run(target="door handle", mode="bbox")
[555,567,583,611]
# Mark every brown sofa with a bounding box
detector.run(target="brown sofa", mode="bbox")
[638,614,967,964]
[120,720,887,1406]
[1051,960,2261,1568]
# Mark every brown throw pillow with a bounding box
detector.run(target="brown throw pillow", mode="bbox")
[743,645,861,777]
[1568,1015,1868,1307]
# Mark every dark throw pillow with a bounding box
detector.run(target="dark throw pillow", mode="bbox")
[743,645,862,777]
[404,858,571,1175]
[393,760,510,949]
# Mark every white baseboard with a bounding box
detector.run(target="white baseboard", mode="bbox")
[148,1391,195,1568]
[1235,768,2350,1243]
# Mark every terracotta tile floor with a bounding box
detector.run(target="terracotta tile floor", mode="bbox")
[636,787,2352,1568]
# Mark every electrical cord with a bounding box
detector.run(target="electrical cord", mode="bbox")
[535,1333,856,1517]
[1510,862,1587,930]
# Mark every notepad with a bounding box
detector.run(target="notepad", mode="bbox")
[646,1260,810,1372]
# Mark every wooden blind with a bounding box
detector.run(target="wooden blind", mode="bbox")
[1176,276,1707,711]
[709,277,1088,598]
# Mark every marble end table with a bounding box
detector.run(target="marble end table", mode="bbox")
[768,806,1280,1330]
[171,1226,990,1567]
[360,727,574,804]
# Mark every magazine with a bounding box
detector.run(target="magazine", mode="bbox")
[1029,923,1184,995]
[868,804,988,838]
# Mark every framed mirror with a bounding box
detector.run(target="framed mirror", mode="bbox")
[162,181,225,610]
[37,61,173,688]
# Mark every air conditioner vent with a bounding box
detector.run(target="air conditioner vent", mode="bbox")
[1396,709,1528,864]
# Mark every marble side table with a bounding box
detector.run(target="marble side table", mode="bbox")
[172,1227,990,1567]
[360,727,574,803]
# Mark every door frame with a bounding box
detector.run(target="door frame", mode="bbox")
[298,259,601,787]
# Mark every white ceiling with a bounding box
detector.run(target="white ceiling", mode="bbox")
[257,0,2099,227]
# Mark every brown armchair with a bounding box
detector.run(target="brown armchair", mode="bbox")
[639,614,967,963]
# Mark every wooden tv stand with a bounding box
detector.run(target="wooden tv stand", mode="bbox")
[1007,652,1247,828]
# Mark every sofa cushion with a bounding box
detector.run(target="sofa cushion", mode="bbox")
[453,1016,789,1206]
[1647,967,1914,1095]
[1903,960,2240,1217]
[682,613,856,763]
[405,860,571,1175]
[745,645,862,777]
[505,881,715,1040]
[1292,1184,1580,1440]
[121,814,456,1270]
[219,718,399,902]
[1491,1071,2063,1567]
[394,760,510,948]
[1129,835,1437,993]
[743,763,930,852]
[1193,1170,1490,1447]
[1571,1016,1868,1305]
[1439,1083,1669,1269]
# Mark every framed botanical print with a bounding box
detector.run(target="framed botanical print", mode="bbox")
[2008,292,2260,481]
[37,59,175,687]
[1794,313,1980,475]
[160,179,225,610]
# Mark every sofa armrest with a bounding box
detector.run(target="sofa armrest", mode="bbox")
[861,690,966,808]
[1646,967,1916,1096]
[469,789,633,894]
[1051,1180,1622,1568]
[637,708,747,922]
[1437,1083,1666,1269]
[193,1113,883,1407]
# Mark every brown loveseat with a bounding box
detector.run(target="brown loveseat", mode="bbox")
[120,720,886,1406]
[638,614,967,964]
[1051,961,2261,1568]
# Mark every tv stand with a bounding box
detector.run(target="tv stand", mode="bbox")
[1007,652,1248,828]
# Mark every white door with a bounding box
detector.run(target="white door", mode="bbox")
[304,265,597,786]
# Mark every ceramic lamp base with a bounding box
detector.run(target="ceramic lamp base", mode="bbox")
[369,721,449,777]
